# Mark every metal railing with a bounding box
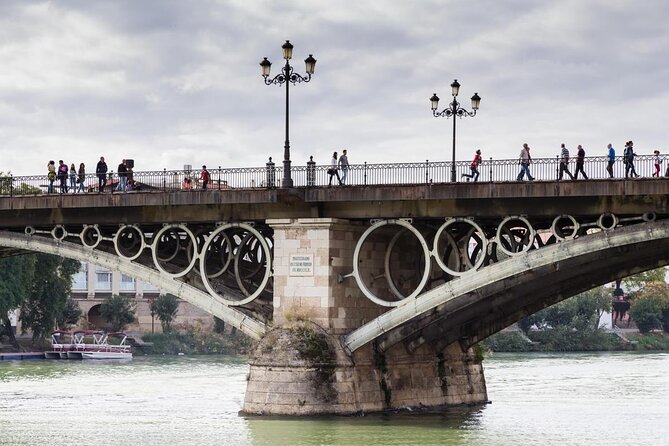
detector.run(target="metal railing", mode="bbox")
[0,155,664,196]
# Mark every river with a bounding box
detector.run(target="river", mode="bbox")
[1,352,667,445]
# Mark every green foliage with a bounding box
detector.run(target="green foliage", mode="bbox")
[0,254,36,343]
[521,286,611,334]
[149,294,179,332]
[100,294,136,332]
[623,268,667,290]
[629,333,669,350]
[20,254,81,341]
[482,331,534,352]
[141,321,252,355]
[57,298,82,329]
[629,282,669,333]
[527,326,619,351]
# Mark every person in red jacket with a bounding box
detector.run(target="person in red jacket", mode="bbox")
[201,165,210,190]
[462,149,482,182]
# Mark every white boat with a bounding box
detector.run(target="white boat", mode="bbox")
[61,331,133,360]
[44,330,74,359]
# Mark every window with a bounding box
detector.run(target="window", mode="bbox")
[120,274,136,291]
[95,267,112,291]
[71,264,88,290]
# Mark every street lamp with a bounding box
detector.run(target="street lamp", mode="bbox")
[430,79,481,182]
[260,40,317,188]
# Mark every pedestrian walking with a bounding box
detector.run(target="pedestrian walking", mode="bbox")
[558,144,574,180]
[462,149,482,182]
[606,144,615,178]
[201,165,210,190]
[516,143,535,181]
[338,149,350,185]
[47,160,56,193]
[653,150,662,177]
[57,160,68,193]
[77,163,86,193]
[574,145,588,180]
[115,159,128,192]
[96,156,108,192]
[328,151,342,186]
[624,141,639,179]
[69,163,77,192]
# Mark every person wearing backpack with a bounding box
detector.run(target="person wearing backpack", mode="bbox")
[574,145,588,180]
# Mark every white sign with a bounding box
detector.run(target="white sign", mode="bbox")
[289,254,314,276]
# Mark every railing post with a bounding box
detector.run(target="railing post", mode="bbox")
[9,174,13,197]
[489,157,493,182]
[364,162,367,186]
[306,156,316,187]
[266,157,275,188]
[163,168,166,191]
[555,155,559,181]
[425,159,429,184]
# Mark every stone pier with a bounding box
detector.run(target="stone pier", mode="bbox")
[242,218,488,415]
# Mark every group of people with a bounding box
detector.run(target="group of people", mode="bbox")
[46,157,136,193]
[182,166,211,190]
[47,160,86,194]
[510,142,664,182]
[328,149,350,186]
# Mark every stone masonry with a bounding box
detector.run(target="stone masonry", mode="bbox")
[242,217,488,415]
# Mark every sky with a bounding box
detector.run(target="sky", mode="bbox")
[1,0,668,175]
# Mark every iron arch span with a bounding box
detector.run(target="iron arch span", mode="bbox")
[0,231,267,340]
[344,218,669,353]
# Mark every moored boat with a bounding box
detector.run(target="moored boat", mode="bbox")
[46,330,132,360]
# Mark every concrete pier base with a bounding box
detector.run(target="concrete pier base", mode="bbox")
[242,322,487,415]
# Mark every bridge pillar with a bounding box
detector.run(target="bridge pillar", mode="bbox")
[242,218,487,415]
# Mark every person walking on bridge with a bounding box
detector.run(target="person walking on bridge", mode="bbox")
[462,149,482,182]
[606,144,615,178]
[652,150,662,177]
[574,145,588,180]
[516,143,534,181]
[328,151,342,186]
[77,163,86,193]
[338,149,350,185]
[624,141,639,179]
[558,144,574,180]
[96,156,108,192]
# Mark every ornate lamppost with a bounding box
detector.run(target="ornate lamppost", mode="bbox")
[260,40,317,188]
[430,80,481,182]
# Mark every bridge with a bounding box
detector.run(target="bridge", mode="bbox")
[1,160,668,415]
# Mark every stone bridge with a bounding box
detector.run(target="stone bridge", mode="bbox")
[0,178,667,414]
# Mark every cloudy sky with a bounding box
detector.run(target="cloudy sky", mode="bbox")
[0,0,667,175]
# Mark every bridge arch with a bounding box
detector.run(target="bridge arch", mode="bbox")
[0,231,267,340]
[344,219,669,353]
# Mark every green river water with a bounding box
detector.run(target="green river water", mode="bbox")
[1,352,667,445]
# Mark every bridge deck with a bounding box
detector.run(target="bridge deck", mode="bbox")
[0,179,667,226]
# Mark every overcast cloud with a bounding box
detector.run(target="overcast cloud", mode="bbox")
[0,0,668,175]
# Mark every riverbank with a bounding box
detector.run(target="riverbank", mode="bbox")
[483,329,669,352]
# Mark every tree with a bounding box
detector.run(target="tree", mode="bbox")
[100,294,136,332]
[629,281,669,333]
[623,268,667,290]
[57,298,82,329]
[149,294,179,333]
[0,254,36,347]
[20,254,80,342]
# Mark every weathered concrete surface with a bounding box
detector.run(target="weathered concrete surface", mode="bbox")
[1,179,668,227]
[243,322,486,415]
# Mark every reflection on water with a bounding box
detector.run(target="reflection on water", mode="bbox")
[1,352,668,446]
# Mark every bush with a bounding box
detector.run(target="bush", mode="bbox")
[149,294,179,333]
[482,332,533,352]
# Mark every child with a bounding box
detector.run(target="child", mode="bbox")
[653,150,661,177]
